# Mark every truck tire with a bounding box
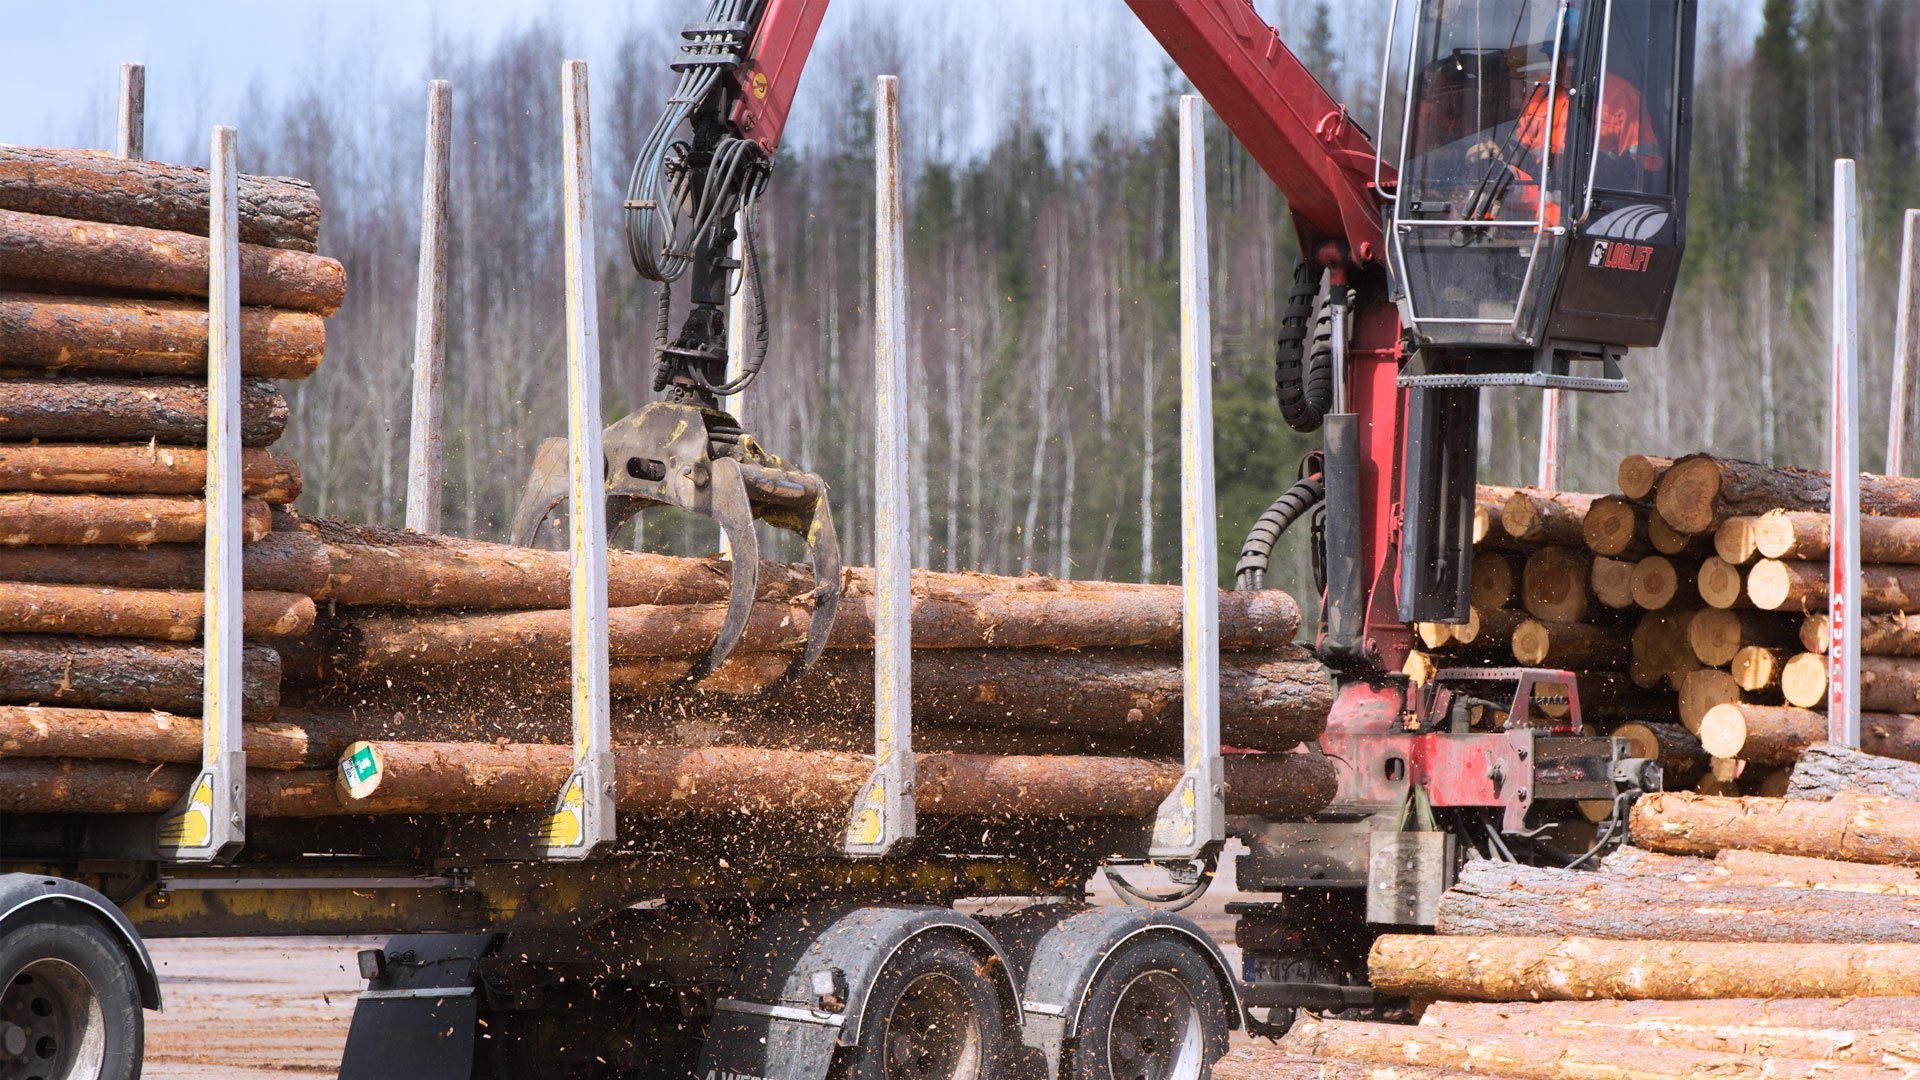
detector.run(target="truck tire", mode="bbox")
[831,935,1008,1080]
[1061,937,1228,1080]
[0,905,143,1080]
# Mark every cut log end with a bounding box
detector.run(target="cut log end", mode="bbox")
[1781,651,1830,709]
[1696,557,1746,609]
[1655,455,1725,535]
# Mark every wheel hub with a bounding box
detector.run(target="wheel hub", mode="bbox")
[881,972,984,1080]
[1106,970,1204,1080]
[0,959,106,1080]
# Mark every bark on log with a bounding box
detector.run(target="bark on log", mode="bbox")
[0,705,311,769]
[1630,790,1920,864]
[332,739,1337,820]
[1617,455,1676,501]
[1421,996,1920,1034]
[1657,454,1920,535]
[0,493,270,546]
[1511,619,1627,669]
[0,146,321,252]
[1781,656,1920,715]
[1434,858,1920,943]
[1588,556,1635,610]
[1750,558,1920,613]
[1730,646,1791,692]
[0,209,344,314]
[1629,555,1687,610]
[0,445,299,501]
[324,590,1302,673]
[1612,722,1706,784]
[0,635,279,715]
[1714,848,1920,894]
[0,583,312,640]
[1713,516,1761,565]
[1416,999,1920,1066]
[1214,1051,1496,1080]
[0,294,324,380]
[1502,489,1595,546]
[0,759,340,815]
[1581,496,1649,557]
[1520,547,1590,623]
[1471,551,1520,609]
[1789,743,1920,802]
[1676,668,1740,733]
[1693,556,1747,609]
[1688,607,1796,667]
[1275,1013,1879,1080]
[0,529,329,594]
[1755,509,1920,564]
[1369,933,1920,1001]
[0,375,289,445]
[1802,612,1920,657]
[1646,513,1701,556]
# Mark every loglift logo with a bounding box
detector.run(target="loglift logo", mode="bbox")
[1589,240,1655,273]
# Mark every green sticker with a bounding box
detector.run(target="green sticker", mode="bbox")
[339,745,381,799]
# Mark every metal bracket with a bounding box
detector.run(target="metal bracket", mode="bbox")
[1152,96,1225,859]
[157,125,245,865]
[846,75,916,857]
[542,59,615,861]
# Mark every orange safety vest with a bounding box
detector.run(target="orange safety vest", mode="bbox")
[1507,75,1662,226]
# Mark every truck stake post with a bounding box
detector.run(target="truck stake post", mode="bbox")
[404,80,452,534]
[1829,158,1862,749]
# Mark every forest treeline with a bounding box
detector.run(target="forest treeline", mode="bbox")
[73,0,1920,594]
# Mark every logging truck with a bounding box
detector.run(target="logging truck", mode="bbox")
[0,1,1708,1078]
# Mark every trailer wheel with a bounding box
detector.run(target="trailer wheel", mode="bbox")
[833,935,1008,1080]
[0,906,143,1080]
[1063,937,1228,1080]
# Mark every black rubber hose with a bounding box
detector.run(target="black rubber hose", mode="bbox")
[1274,257,1334,433]
[1235,474,1325,591]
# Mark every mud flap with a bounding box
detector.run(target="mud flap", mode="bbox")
[698,1001,842,1080]
[338,933,493,1080]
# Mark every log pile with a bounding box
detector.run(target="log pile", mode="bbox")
[0,147,332,785]
[1226,744,1920,1078]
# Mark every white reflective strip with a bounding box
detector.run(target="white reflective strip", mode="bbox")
[712,998,846,1028]
[1021,1000,1066,1017]
[358,987,475,1002]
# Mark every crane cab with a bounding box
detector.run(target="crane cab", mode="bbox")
[1384,0,1696,389]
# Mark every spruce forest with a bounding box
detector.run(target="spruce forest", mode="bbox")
[69,0,1920,607]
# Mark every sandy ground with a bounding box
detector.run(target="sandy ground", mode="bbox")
[141,848,1257,1077]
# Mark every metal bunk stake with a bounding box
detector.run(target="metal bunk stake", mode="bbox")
[1151,95,1225,859]
[845,75,916,858]
[1828,159,1862,750]
[158,125,245,863]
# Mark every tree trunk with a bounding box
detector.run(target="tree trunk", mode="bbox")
[1630,790,1920,864]
[1713,848,1920,894]
[1275,1014,1876,1080]
[332,739,1337,820]
[0,635,279,715]
[1688,607,1797,667]
[1789,743,1920,801]
[1502,490,1594,546]
[1777,652,1829,708]
[1369,932,1920,1001]
[1521,547,1590,623]
[0,493,271,546]
[1694,556,1748,609]
[1612,722,1706,784]
[1511,619,1627,669]
[0,759,341,815]
[0,375,289,445]
[0,582,312,640]
[0,445,300,501]
[1659,455,1920,535]
[1471,551,1520,609]
[1421,996,1920,1034]
[1730,646,1792,692]
[0,210,344,314]
[1589,556,1636,610]
[1582,496,1650,557]
[1755,510,1920,564]
[0,704,312,769]
[1629,555,1689,610]
[1617,455,1675,501]
[1676,667,1740,732]
[1214,1052,1490,1080]
[0,146,322,251]
[1417,999,1920,1066]
[1474,485,1519,547]
[0,295,323,380]
[1647,513,1703,556]
[1750,559,1920,613]
[1802,612,1920,657]
[1632,609,1702,692]
[1713,516,1762,565]
[1434,859,1920,943]
[0,529,329,594]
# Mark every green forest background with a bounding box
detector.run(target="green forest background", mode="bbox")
[67,0,1920,604]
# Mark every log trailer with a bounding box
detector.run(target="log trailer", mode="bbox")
[0,1,1696,1078]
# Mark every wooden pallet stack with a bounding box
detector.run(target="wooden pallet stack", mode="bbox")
[264,518,1340,820]
[0,145,340,808]
[1219,742,1920,1079]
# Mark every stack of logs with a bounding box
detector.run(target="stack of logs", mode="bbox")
[273,520,1338,820]
[1219,742,1920,1079]
[0,146,341,812]
[1413,453,1920,805]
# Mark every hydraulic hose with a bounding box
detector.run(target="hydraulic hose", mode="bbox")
[1274,257,1335,433]
[1235,473,1325,591]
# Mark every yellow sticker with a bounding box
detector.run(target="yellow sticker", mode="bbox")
[751,71,770,100]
